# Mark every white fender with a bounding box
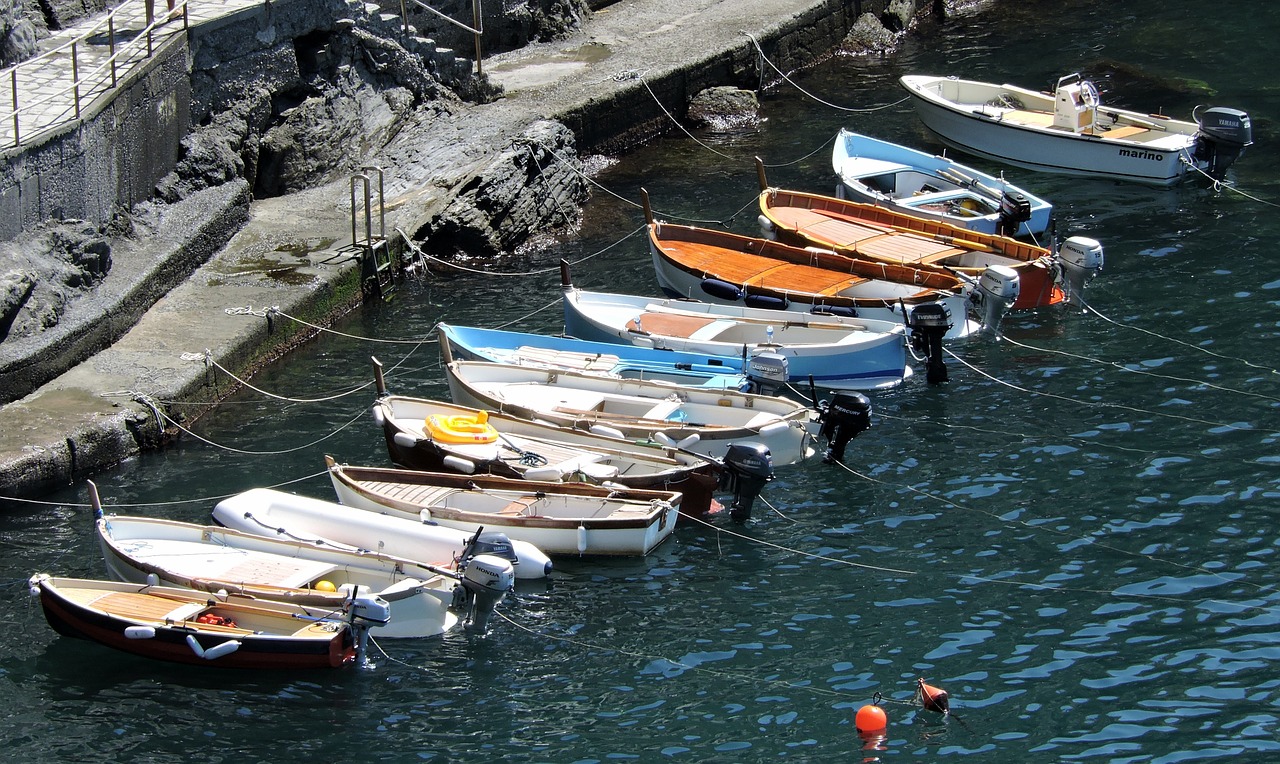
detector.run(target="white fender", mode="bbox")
[651,432,677,448]
[522,466,563,482]
[441,454,476,474]
[577,525,588,555]
[393,432,420,449]
[187,634,242,660]
[371,406,385,428]
[590,424,626,440]
[677,433,701,450]
[124,626,156,640]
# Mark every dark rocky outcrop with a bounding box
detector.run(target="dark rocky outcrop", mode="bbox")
[687,86,761,130]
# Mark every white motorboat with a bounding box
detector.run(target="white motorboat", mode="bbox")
[832,128,1052,237]
[899,73,1252,185]
[443,359,818,466]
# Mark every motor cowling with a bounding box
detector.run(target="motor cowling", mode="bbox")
[461,531,521,571]
[907,301,952,385]
[1194,107,1252,179]
[746,350,789,397]
[970,265,1019,335]
[718,442,774,523]
[817,391,872,464]
[346,587,392,668]
[458,553,515,634]
[997,191,1032,236]
[1057,236,1104,305]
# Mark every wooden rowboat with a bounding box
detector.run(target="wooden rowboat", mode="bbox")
[327,459,682,556]
[29,574,390,670]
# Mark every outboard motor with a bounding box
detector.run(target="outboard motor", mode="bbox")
[1193,107,1252,179]
[997,191,1032,236]
[1057,236,1104,305]
[462,530,523,572]
[970,265,1020,335]
[746,350,789,397]
[347,587,392,668]
[458,554,515,634]
[718,442,774,523]
[907,301,953,385]
[817,391,872,464]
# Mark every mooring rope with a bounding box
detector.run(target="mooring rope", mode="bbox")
[744,32,912,114]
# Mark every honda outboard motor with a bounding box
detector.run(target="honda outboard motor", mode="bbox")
[817,391,872,464]
[718,442,774,523]
[997,191,1032,236]
[970,265,1020,335]
[907,301,952,385]
[1193,107,1252,179]
[347,587,392,668]
[1057,236,1104,305]
[746,351,789,397]
[458,554,515,634]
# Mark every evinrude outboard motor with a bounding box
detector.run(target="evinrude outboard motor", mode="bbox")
[970,265,1020,335]
[1057,236,1104,305]
[997,191,1033,237]
[907,301,953,385]
[458,554,516,634]
[1193,106,1252,179]
[817,391,872,464]
[347,587,392,668]
[718,442,774,523]
[746,351,789,397]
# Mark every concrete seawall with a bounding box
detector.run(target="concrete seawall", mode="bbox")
[0,0,895,498]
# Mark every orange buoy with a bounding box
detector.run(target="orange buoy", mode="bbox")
[855,704,888,733]
[916,678,949,715]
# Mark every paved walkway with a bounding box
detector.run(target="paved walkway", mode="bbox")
[1,0,261,147]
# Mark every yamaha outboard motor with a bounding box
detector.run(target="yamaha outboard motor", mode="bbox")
[907,301,952,385]
[746,351,789,397]
[1057,236,1104,305]
[718,442,774,523]
[1193,107,1252,180]
[817,391,872,464]
[970,265,1020,335]
[458,554,515,634]
[463,531,522,571]
[997,191,1033,237]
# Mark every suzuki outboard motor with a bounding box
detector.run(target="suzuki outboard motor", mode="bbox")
[458,554,515,634]
[1057,236,1104,305]
[746,350,789,397]
[907,301,952,385]
[817,391,872,464]
[1193,107,1252,180]
[970,265,1020,335]
[997,191,1033,236]
[718,442,774,523]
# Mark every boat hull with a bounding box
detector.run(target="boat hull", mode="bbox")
[832,128,1052,236]
[328,462,680,556]
[562,287,910,391]
[32,576,355,670]
[900,75,1197,186]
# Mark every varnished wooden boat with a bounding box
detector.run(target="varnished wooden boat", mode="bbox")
[30,574,389,670]
[646,218,979,339]
[755,176,1075,310]
[327,459,682,556]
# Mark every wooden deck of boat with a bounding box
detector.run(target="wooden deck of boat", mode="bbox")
[769,207,971,266]
[355,480,460,508]
[659,238,869,296]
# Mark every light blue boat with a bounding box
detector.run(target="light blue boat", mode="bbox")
[832,128,1053,237]
[436,323,755,391]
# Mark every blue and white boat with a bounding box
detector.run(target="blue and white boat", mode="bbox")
[436,323,751,391]
[832,128,1053,237]
[561,286,910,392]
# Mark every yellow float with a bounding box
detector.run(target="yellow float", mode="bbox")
[425,410,500,444]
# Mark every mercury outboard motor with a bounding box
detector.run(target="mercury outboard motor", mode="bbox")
[457,554,515,634]
[997,191,1032,236]
[1193,106,1252,180]
[907,301,952,385]
[746,350,789,396]
[718,442,774,522]
[817,391,872,464]
[970,265,1020,335]
[1057,236,1104,305]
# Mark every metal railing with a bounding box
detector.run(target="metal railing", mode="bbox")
[400,0,484,75]
[0,0,188,148]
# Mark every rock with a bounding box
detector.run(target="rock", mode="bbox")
[882,0,917,32]
[841,13,900,56]
[0,0,46,67]
[0,270,34,341]
[687,87,761,130]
